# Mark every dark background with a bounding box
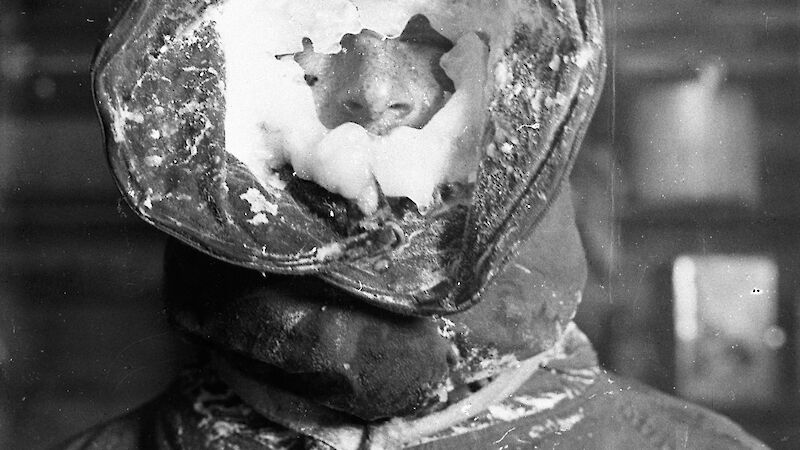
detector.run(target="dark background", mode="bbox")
[1,0,798,448]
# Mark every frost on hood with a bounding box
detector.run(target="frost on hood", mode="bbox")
[93,0,606,314]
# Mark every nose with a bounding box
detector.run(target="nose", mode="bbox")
[324,32,445,135]
[338,83,415,134]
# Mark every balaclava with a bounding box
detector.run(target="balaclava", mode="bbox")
[92,0,605,441]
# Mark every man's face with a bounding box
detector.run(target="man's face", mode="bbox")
[293,15,455,136]
[271,13,485,213]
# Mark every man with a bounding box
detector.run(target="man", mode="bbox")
[67,0,763,448]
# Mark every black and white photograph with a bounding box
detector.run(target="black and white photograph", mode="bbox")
[1,0,798,448]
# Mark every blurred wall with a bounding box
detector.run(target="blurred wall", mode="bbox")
[0,1,192,448]
[572,0,800,447]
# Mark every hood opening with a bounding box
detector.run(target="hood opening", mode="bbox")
[214,1,524,222]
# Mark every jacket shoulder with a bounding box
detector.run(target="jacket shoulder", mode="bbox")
[55,395,168,450]
[575,372,767,449]
[412,371,766,450]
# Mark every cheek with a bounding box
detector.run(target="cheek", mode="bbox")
[414,45,455,94]
[294,52,333,88]
[405,46,453,120]
[303,54,352,127]
[296,50,355,112]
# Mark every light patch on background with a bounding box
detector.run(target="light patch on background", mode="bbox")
[672,254,780,408]
[629,65,760,207]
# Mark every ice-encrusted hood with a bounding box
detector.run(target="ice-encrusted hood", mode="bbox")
[92,0,605,316]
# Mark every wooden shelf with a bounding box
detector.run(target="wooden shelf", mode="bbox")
[606,1,800,79]
[613,49,799,79]
[618,203,800,228]
[608,3,799,32]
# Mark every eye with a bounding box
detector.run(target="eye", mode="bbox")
[293,39,330,86]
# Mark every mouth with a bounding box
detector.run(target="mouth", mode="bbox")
[213,1,510,227]
[281,163,476,237]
